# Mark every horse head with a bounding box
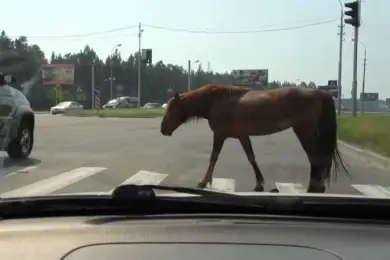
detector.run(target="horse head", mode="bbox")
[160,92,187,136]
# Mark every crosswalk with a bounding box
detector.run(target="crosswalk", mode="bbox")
[1,165,390,198]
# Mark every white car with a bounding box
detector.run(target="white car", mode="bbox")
[50,101,83,115]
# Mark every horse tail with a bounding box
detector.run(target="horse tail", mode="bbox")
[316,93,349,184]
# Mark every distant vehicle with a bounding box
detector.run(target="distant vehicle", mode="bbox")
[142,102,161,109]
[103,96,138,109]
[0,73,35,160]
[50,101,83,115]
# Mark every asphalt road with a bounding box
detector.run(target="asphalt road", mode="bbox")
[0,113,390,198]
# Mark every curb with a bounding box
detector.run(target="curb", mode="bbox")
[338,140,390,168]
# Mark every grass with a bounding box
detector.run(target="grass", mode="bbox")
[64,108,166,118]
[337,114,390,157]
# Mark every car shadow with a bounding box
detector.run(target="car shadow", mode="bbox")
[0,157,42,176]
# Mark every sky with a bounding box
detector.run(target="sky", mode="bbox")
[2,0,389,98]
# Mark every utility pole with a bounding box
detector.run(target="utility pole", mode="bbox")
[187,60,191,92]
[110,58,113,100]
[360,48,367,114]
[337,10,344,116]
[344,0,361,118]
[137,22,143,108]
[91,58,95,109]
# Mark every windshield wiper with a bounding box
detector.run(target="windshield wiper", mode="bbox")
[111,184,263,208]
[0,184,265,219]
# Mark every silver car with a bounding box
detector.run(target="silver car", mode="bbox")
[0,74,35,160]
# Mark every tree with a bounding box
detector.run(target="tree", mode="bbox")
[0,30,318,110]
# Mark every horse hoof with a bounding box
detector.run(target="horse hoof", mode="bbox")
[270,188,279,193]
[253,186,264,192]
[307,186,326,193]
[196,182,207,189]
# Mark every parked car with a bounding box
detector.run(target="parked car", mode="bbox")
[50,101,83,115]
[102,96,138,109]
[142,102,161,109]
[0,73,35,160]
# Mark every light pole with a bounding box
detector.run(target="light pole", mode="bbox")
[187,59,199,92]
[353,38,367,114]
[110,43,122,100]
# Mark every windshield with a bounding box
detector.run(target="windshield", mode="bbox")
[1,2,389,207]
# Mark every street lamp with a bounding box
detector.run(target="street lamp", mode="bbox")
[110,43,122,100]
[187,59,200,92]
[352,38,367,114]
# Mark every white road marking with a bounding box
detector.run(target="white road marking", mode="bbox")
[0,167,106,198]
[109,170,168,192]
[275,182,306,194]
[206,178,236,192]
[351,184,390,198]
[5,166,38,177]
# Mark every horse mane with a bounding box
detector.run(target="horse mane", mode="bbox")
[179,84,249,123]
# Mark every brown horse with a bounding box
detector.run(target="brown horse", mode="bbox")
[160,84,349,193]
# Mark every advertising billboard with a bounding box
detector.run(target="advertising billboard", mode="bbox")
[360,92,379,101]
[42,64,74,85]
[231,69,268,87]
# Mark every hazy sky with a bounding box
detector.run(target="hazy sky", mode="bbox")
[2,0,388,98]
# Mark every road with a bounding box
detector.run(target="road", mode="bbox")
[0,113,390,198]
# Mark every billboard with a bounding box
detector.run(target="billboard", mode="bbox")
[42,64,74,85]
[231,69,268,87]
[360,92,379,101]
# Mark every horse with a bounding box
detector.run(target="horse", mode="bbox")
[160,84,349,193]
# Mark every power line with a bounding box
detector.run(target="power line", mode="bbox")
[143,19,338,34]
[29,33,139,41]
[9,25,137,39]
[7,19,337,40]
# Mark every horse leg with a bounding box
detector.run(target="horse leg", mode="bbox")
[293,126,326,193]
[197,133,226,189]
[238,136,265,192]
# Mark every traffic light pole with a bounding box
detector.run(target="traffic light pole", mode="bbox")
[337,11,344,116]
[351,25,359,118]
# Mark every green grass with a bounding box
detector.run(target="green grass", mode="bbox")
[64,108,166,118]
[338,114,390,157]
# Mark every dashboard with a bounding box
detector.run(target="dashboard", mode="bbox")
[0,214,388,260]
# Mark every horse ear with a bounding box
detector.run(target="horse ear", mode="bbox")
[174,92,180,100]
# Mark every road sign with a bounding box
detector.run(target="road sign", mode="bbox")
[94,88,100,109]
[76,85,83,93]
[328,80,338,88]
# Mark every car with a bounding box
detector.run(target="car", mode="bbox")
[0,73,34,160]
[50,101,83,115]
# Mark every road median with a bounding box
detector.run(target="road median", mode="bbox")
[64,108,166,118]
[337,114,390,158]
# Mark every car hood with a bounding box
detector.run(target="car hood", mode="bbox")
[8,190,388,200]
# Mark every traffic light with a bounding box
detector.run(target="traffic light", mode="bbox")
[142,49,152,65]
[344,1,361,28]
